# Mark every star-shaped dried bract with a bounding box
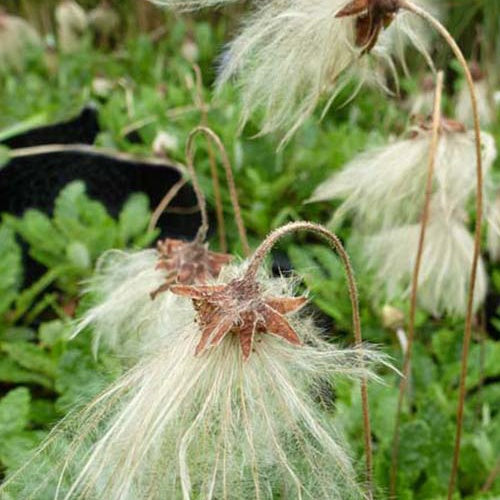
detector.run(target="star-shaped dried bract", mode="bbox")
[150,238,232,299]
[336,0,400,53]
[409,115,466,139]
[171,278,307,360]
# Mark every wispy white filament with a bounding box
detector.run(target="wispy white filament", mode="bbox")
[456,79,496,128]
[74,249,193,360]
[364,203,488,316]
[216,0,361,143]
[309,128,497,230]
[2,266,386,500]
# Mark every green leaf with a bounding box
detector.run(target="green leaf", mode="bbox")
[66,241,91,270]
[118,192,151,244]
[0,357,53,389]
[9,210,66,267]
[0,387,30,436]
[39,320,72,347]
[53,181,116,258]
[1,341,57,380]
[0,224,23,315]
[0,430,47,471]
[0,145,10,168]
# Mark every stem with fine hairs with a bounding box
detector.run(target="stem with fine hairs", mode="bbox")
[148,177,187,233]
[398,3,484,498]
[187,126,251,256]
[389,70,444,498]
[244,221,374,499]
[192,64,227,253]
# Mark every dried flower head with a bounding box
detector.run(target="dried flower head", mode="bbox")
[3,263,383,500]
[171,276,306,359]
[0,11,42,73]
[151,238,233,298]
[309,119,497,230]
[363,201,488,316]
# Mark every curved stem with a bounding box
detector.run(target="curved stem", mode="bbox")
[244,221,373,498]
[389,70,444,498]
[187,125,251,256]
[192,64,227,252]
[148,177,188,233]
[398,3,484,498]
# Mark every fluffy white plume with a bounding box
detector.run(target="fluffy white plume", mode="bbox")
[2,265,385,500]
[309,128,497,230]
[150,0,234,11]
[379,0,442,70]
[74,249,193,359]
[216,0,379,143]
[486,192,500,261]
[363,202,488,316]
[56,0,89,53]
[0,13,42,72]
[456,79,496,128]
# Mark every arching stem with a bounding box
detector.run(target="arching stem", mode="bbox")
[148,177,187,233]
[244,221,374,499]
[398,3,484,498]
[389,70,444,497]
[192,64,227,252]
[187,125,251,256]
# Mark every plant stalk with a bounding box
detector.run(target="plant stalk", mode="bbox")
[245,221,373,499]
[389,70,444,497]
[398,3,484,498]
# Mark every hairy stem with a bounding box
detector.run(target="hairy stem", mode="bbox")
[193,64,227,252]
[389,70,444,497]
[399,3,484,498]
[245,221,373,498]
[148,178,188,233]
[187,126,251,256]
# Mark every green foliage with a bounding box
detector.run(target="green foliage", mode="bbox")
[0,8,499,498]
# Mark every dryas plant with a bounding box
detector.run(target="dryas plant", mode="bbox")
[310,111,496,316]
[0,222,385,500]
[74,126,249,359]
[151,0,491,496]
[310,67,493,496]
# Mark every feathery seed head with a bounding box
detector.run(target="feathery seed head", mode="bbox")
[309,120,496,230]
[364,202,488,316]
[3,260,384,500]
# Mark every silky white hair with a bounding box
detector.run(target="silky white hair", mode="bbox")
[216,0,364,143]
[74,249,194,360]
[363,201,488,317]
[456,79,496,128]
[309,129,497,230]
[486,190,500,261]
[1,264,386,500]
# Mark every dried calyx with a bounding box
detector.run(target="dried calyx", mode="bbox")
[409,114,467,138]
[151,238,232,298]
[336,0,401,52]
[172,275,306,360]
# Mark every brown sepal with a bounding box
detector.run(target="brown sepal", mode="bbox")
[171,278,306,360]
